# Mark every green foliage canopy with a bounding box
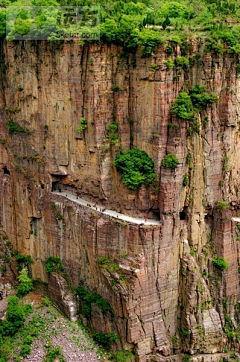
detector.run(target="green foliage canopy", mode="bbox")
[114,148,156,190]
[76,285,112,318]
[160,2,189,19]
[171,92,194,121]
[8,120,29,134]
[45,257,64,273]
[171,86,218,121]
[0,296,25,337]
[162,153,179,169]
[77,117,87,133]
[212,257,229,270]
[1,0,239,54]
[114,350,135,362]
[217,200,230,210]
[17,267,34,296]
[189,85,218,110]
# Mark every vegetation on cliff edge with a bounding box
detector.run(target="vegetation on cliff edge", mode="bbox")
[0,0,239,55]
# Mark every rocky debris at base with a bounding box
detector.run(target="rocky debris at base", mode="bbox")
[0,291,103,362]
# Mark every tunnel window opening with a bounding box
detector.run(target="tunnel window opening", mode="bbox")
[52,181,60,192]
[3,166,10,175]
[180,211,186,221]
[30,216,40,236]
[152,210,161,221]
[205,213,213,220]
[51,175,67,192]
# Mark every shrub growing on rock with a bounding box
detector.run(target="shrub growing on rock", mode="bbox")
[45,257,64,273]
[171,92,194,121]
[189,85,218,111]
[8,120,29,134]
[114,148,156,190]
[175,56,189,69]
[162,153,179,169]
[92,331,119,350]
[107,122,119,145]
[76,284,112,318]
[77,117,87,133]
[43,343,65,362]
[21,344,31,357]
[114,350,135,362]
[164,59,174,69]
[217,200,229,210]
[171,86,218,122]
[183,174,188,186]
[212,257,229,270]
[15,253,33,270]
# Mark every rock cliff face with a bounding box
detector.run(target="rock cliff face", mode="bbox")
[0,39,240,361]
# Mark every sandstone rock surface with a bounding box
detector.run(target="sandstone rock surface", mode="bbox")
[0,40,240,360]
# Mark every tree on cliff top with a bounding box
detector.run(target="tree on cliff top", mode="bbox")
[1,0,240,55]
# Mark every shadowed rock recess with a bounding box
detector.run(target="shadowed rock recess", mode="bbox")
[1,40,240,361]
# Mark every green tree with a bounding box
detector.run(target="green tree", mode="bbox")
[189,85,218,110]
[14,10,31,36]
[171,92,194,121]
[0,9,6,38]
[160,2,189,18]
[17,267,34,296]
[162,15,171,30]
[45,257,64,273]
[114,350,135,362]
[162,153,179,169]
[114,148,156,190]
[100,18,119,43]
[2,0,240,50]
[0,296,25,337]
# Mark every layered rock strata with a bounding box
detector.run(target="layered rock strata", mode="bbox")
[0,40,240,360]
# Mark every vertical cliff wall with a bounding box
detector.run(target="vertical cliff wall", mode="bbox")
[0,40,240,361]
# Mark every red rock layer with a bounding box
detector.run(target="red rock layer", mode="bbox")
[0,40,240,360]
